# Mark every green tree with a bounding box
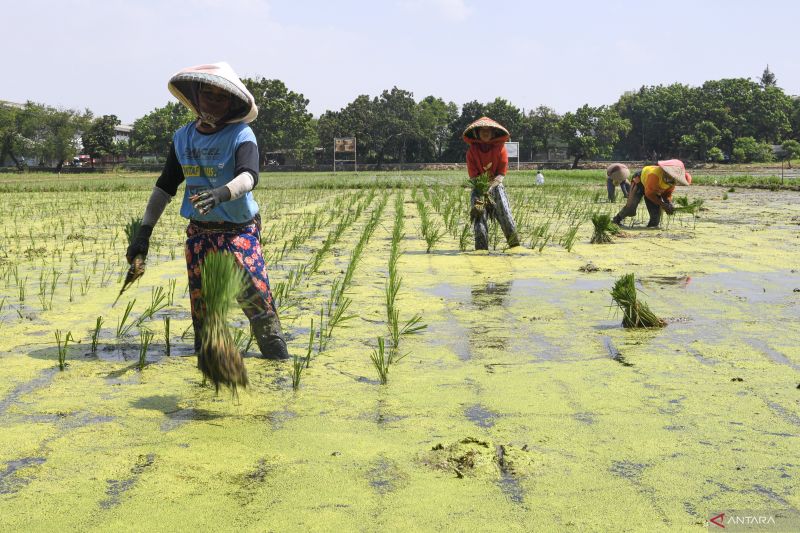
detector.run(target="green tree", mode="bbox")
[520,105,561,160]
[484,98,522,140]
[731,136,774,163]
[416,96,457,162]
[614,83,700,159]
[131,102,193,157]
[559,105,631,168]
[372,87,419,167]
[760,65,777,88]
[677,120,721,160]
[243,78,315,165]
[83,115,121,162]
[751,86,792,143]
[780,139,800,168]
[707,147,725,163]
[43,108,91,164]
[791,97,800,141]
[0,103,23,168]
[0,102,88,168]
[443,100,486,162]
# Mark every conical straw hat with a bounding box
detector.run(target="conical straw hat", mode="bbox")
[168,62,258,124]
[657,159,690,186]
[606,163,630,184]
[463,117,510,139]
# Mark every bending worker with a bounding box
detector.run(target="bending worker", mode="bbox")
[612,159,691,228]
[606,163,631,201]
[463,116,520,250]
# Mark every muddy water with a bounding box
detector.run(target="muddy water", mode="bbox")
[0,185,799,530]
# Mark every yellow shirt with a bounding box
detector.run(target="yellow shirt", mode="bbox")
[638,166,675,204]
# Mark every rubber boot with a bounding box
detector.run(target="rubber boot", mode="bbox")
[251,310,290,360]
[474,218,489,250]
[492,185,520,247]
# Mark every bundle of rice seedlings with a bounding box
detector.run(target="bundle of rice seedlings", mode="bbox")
[466,168,496,222]
[198,251,248,395]
[114,217,146,306]
[610,273,666,328]
[590,214,620,244]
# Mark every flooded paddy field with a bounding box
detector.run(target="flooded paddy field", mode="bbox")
[0,171,798,531]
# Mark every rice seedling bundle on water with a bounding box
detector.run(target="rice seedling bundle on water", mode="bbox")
[590,214,619,244]
[198,251,248,394]
[610,273,665,328]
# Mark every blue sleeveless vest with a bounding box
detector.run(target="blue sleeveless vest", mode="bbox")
[172,122,259,223]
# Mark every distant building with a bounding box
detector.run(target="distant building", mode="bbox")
[114,124,133,144]
[0,99,26,109]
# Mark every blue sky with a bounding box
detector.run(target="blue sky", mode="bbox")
[4,0,799,123]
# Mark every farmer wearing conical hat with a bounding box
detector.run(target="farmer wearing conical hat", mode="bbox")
[125,62,289,360]
[612,159,692,228]
[463,117,520,250]
[606,163,631,202]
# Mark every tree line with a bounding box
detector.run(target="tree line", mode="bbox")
[3,67,800,169]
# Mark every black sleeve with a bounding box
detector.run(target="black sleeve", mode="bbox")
[235,141,260,188]
[154,143,185,196]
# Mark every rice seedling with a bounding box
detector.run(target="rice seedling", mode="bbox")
[90,316,103,353]
[325,295,354,340]
[18,276,27,304]
[370,336,408,385]
[590,214,620,244]
[138,328,154,370]
[291,319,315,390]
[489,219,501,250]
[672,196,705,229]
[458,223,471,252]
[54,330,74,371]
[232,327,250,354]
[115,300,136,337]
[167,279,176,306]
[136,286,168,323]
[674,196,704,214]
[610,273,666,328]
[197,251,248,395]
[113,217,146,306]
[304,319,316,369]
[388,309,427,349]
[164,316,171,357]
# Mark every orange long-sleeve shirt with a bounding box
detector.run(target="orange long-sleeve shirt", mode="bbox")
[638,165,675,204]
[466,143,508,178]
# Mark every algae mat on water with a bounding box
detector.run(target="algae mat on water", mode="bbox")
[0,176,799,531]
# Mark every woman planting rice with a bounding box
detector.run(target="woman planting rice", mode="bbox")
[125,62,289,364]
[606,163,631,202]
[463,117,520,250]
[612,159,692,228]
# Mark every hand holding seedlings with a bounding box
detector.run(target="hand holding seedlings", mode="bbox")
[115,218,149,306]
[190,186,231,215]
[125,222,152,265]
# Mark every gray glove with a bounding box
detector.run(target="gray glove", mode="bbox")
[190,186,231,215]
